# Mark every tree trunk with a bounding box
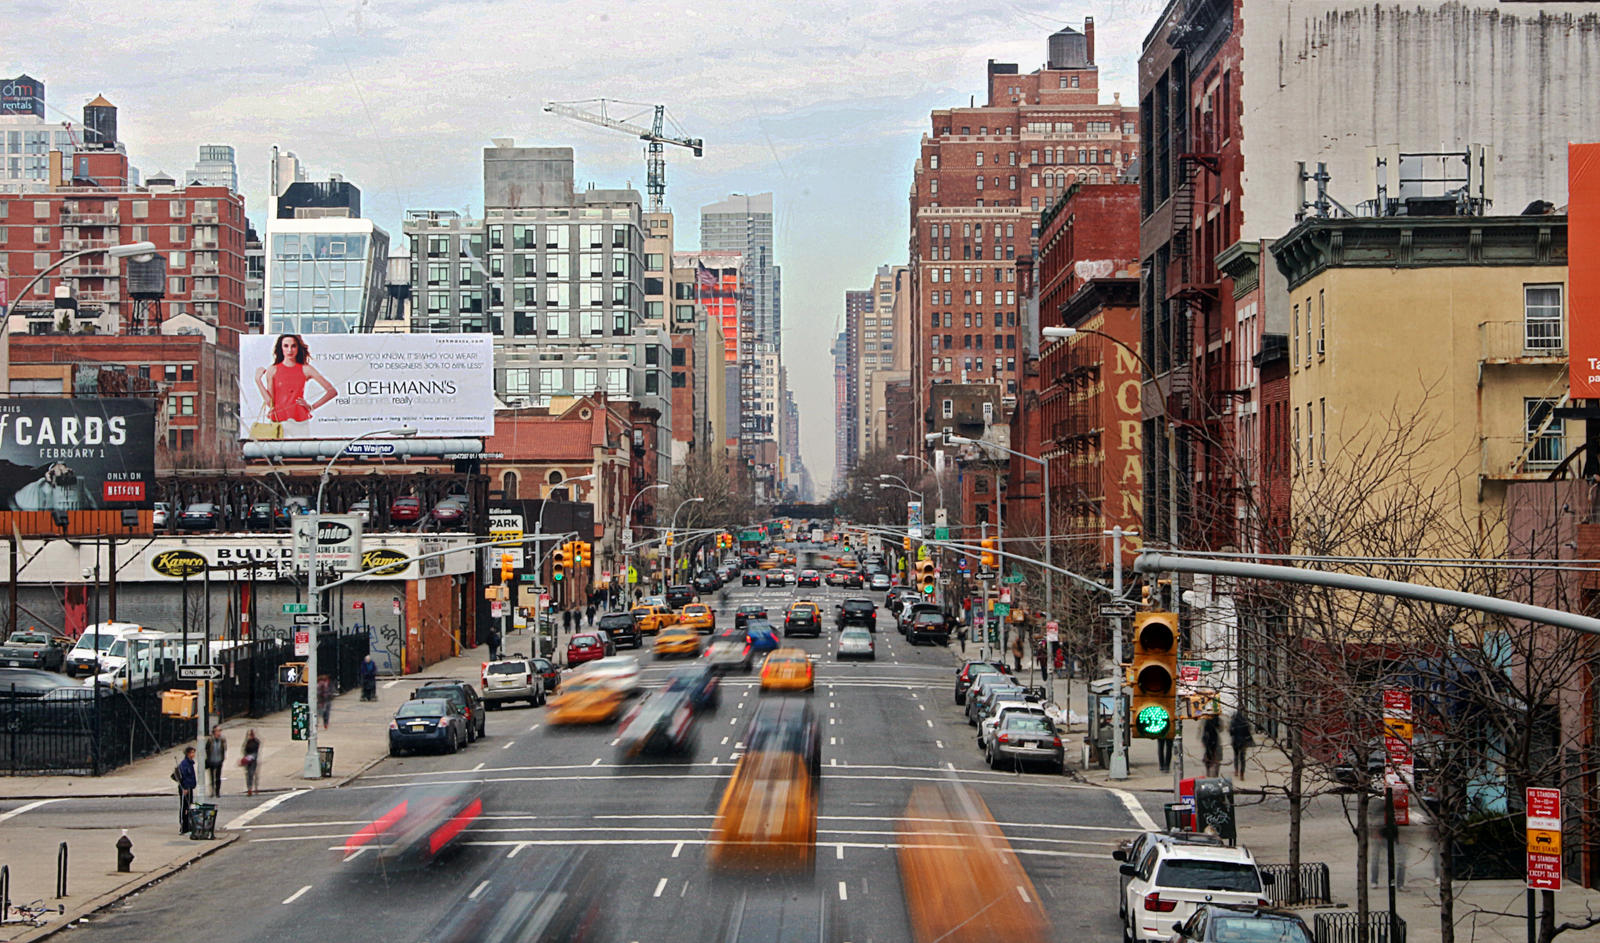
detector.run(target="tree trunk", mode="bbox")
[1539,888,1556,943]
[1438,792,1456,943]
[1356,790,1371,943]
[1287,727,1304,901]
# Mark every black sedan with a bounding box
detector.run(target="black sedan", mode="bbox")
[734,605,769,630]
[530,656,561,695]
[177,502,222,531]
[742,572,762,586]
[663,663,721,712]
[388,698,470,755]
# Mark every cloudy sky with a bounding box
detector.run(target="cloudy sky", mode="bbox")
[10,0,1162,493]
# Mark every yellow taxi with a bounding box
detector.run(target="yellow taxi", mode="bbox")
[708,750,816,873]
[759,647,814,693]
[678,603,715,634]
[630,604,677,636]
[545,675,625,726]
[653,625,703,659]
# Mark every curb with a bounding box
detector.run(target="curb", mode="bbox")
[6,833,239,943]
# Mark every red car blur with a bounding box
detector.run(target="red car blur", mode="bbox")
[567,631,614,667]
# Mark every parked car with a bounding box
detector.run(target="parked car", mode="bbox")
[0,667,85,698]
[246,502,277,530]
[390,495,424,524]
[907,608,952,646]
[177,502,222,531]
[834,598,877,631]
[530,656,561,695]
[348,499,372,525]
[898,602,943,635]
[979,702,1048,753]
[1121,841,1271,942]
[389,698,470,755]
[1167,905,1313,943]
[596,611,642,650]
[431,494,469,526]
[481,656,545,709]
[152,501,170,529]
[985,711,1064,773]
[567,631,615,667]
[0,630,72,672]
[955,660,1010,705]
[410,680,486,743]
[1113,831,1230,920]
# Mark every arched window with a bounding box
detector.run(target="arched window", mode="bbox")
[502,471,518,499]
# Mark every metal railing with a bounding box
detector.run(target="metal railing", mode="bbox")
[1480,319,1566,361]
[1259,862,1333,906]
[1481,434,1566,479]
[60,212,120,226]
[1313,911,1405,943]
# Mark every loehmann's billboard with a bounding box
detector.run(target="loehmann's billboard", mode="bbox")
[238,333,493,440]
[0,398,156,510]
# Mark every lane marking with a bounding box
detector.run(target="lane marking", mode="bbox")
[711,756,720,765]
[383,679,400,689]
[1017,885,1033,904]
[836,844,844,860]
[935,740,944,749]
[925,719,934,728]
[527,723,541,732]
[829,736,836,746]
[502,741,515,750]
[282,885,312,905]
[609,738,621,747]
[225,789,309,831]
[590,758,602,767]
[838,881,848,901]
[472,762,485,772]
[729,717,738,725]
[671,841,683,858]
[0,799,61,823]
[469,880,490,900]
[918,704,926,711]
[1113,788,1160,830]
[653,877,669,898]
[720,736,729,745]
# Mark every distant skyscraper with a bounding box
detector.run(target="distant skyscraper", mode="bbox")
[185,144,237,191]
[700,193,777,344]
[263,158,390,335]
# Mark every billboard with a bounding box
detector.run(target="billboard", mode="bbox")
[1570,143,1600,399]
[0,398,156,510]
[0,75,44,118]
[238,333,493,440]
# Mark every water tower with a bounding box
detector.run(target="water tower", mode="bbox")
[127,255,166,335]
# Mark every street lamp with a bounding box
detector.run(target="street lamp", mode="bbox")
[942,432,1053,620]
[2,242,160,385]
[667,496,705,583]
[301,426,416,779]
[530,472,593,651]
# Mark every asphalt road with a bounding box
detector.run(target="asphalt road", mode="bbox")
[37,579,1152,942]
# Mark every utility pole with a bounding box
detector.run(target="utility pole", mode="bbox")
[1109,525,1129,780]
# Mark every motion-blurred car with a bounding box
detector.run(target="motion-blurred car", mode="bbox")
[708,750,816,873]
[0,667,86,698]
[616,688,699,758]
[389,495,424,524]
[746,622,781,656]
[835,598,877,631]
[783,601,821,638]
[177,502,222,531]
[343,782,485,866]
[955,660,1011,705]
[654,626,703,659]
[986,711,1064,773]
[797,569,821,587]
[411,680,486,742]
[742,571,762,586]
[630,603,676,636]
[744,697,821,782]
[388,697,470,755]
[430,494,469,526]
[421,847,608,941]
[721,890,833,943]
[480,656,544,709]
[596,611,642,649]
[705,628,754,674]
[567,631,614,667]
[734,605,768,630]
[574,654,642,697]
[1167,905,1314,943]
[760,648,814,693]
[678,603,715,634]
[663,662,721,712]
[0,630,71,671]
[836,627,875,661]
[546,674,627,725]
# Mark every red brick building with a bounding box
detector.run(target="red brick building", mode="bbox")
[910,19,1139,441]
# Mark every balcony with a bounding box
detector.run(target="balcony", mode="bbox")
[1481,433,1568,481]
[61,212,120,226]
[1480,320,1566,364]
[61,264,116,278]
[192,212,218,224]
[191,289,219,301]
[61,238,113,252]
[192,263,219,276]
[75,290,120,304]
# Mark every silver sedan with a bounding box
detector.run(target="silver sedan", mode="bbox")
[836,627,875,660]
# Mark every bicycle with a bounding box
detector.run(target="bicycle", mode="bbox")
[5,899,63,927]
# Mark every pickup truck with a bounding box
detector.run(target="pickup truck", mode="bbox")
[0,631,72,672]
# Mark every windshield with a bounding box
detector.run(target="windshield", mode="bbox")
[599,617,633,630]
[106,640,129,658]
[1156,860,1263,893]
[1209,917,1313,943]
[1003,715,1052,734]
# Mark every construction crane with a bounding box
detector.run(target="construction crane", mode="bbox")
[543,99,703,213]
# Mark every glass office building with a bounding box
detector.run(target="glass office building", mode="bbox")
[265,218,390,334]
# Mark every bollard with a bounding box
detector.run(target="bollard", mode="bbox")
[56,841,68,898]
[1,862,8,925]
[116,831,134,873]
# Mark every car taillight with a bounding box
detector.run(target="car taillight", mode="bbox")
[997,733,1010,744]
[389,720,398,729]
[1143,893,1177,912]
[1051,736,1063,746]
[526,674,534,686]
[1257,898,1272,908]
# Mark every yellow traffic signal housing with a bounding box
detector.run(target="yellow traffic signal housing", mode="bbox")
[902,536,913,551]
[576,541,591,568]
[980,537,997,567]
[1130,611,1178,739]
[917,560,938,595]
[551,544,569,582]
[500,551,514,583]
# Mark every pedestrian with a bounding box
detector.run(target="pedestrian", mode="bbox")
[241,729,261,796]
[1009,633,1024,673]
[203,725,227,796]
[317,675,333,729]
[359,654,378,701]
[1229,711,1254,780]
[956,624,967,654]
[563,609,574,633]
[487,626,502,661]
[586,603,597,627]
[174,746,197,833]
[1201,714,1223,779]
[1368,812,1408,889]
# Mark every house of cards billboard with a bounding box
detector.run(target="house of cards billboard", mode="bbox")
[238,333,494,440]
[0,398,156,510]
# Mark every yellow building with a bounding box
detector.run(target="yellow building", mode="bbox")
[1270,213,1569,537]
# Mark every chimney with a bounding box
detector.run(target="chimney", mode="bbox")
[1085,17,1095,64]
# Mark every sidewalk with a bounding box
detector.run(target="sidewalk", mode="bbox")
[0,628,521,942]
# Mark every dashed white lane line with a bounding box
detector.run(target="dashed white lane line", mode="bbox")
[711,756,720,765]
[282,885,312,905]
[829,736,836,745]
[653,877,670,898]
[838,881,849,901]
[721,736,729,745]
[836,844,845,859]
[1017,884,1033,904]
[502,741,516,750]
[590,758,602,767]
[0,798,61,823]
[729,717,739,725]
[225,789,309,831]
[527,723,541,731]
[925,719,934,728]
[609,738,621,747]
[830,758,837,767]
[672,842,684,858]
[469,880,490,900]
[383,679,401,689]
[918,704,926,711]
[935,740,945,749]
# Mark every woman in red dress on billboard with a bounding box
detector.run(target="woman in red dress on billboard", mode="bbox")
[254,334,336,438]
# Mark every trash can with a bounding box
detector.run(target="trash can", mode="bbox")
[188,803,217,840]
[317,747,334,778]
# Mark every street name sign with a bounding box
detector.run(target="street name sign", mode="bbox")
[177,664,223,681]
[1099,603,1135,617]
[281,603,308,614]
[292,613,329,626]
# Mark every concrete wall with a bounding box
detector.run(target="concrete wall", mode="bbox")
[1241,1,1600,239]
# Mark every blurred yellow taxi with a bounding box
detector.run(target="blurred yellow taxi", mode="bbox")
[760,648,814,693]
[897,785,1051,943]
[654,625,703,658]
[545,676,625,726]
[631,604,677,636]
[708,750,816,873]
[678,603,715,634]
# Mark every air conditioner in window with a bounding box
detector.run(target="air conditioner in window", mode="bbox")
[1316,338,1325,355]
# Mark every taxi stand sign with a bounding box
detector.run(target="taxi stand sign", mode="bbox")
[1526,787,1562,891]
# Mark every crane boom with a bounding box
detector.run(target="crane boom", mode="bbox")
[544,99,704,212]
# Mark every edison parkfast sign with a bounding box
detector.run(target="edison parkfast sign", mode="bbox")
[0,398,156,510]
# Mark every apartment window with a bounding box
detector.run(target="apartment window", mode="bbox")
[941,399,953,419]
[1305,402,1315,472]
[1305,296,1313,366]
[539,369,561,394]
[929,155,939,170]
[33,226,48,244]
[1009,175,1017,190]
[132,200,148,219]
[975,152,984,166]
[1293,407,1301,473]
[164,364,178,382]
[1526,398,1565,465]
[1317,289,1326,358]
[929,179,938,195]
[1524,284,1564,350]
[32,201,48,219]
[1319,398,1327,467]
[1291,304,1299,369]
[181,364,194,382]
[974,175,983,191]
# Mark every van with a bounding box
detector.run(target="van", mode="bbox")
[87,631,190,690]
[64,623,149,678]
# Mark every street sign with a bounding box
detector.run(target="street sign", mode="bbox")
[933,526,950,541]
[1382,688,1415,825]
[628,566,639,584]
[1003,572,1026,584]
[1045,620,1060,643]
[292,613,329,626]
[934,507,948,527]
[1099,603,1135,618]
[177,664,223,681]
[294,630,310,656]
[1180,658,1215,672]
[993,603,1010,617]
[1526,787,1562,891]
[907,500,923,540]
[977,570,996,581]
[489,510,525,568]
[281,603,309,614]
[292,514,365,572]
[490,601,503,619]
[520,574,540,582]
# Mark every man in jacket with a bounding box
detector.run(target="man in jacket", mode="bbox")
[176,747,197,832]
[203,727,227,796]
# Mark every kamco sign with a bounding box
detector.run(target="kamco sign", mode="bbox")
[149,549,207,578]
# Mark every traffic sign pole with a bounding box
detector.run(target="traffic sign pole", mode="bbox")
[1108,525,1128,780]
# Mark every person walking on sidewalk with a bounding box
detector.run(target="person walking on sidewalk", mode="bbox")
[1229,711,1254,780]
[242,729,261,796]
[204,726,227,796]
[1009,633,1024,673]
[563,609,574,633]
[1201,714,1223,778]
[359,654,378,701]
[586,603,596,627]
[175,746,197,833]
[317,675,334,729]
[956,624,967,654]
[486,626,502,661]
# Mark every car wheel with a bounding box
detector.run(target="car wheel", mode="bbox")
[1123,916,1134,943]
[388,746,400,757]
[446,732,459,754]
[985,747,997,769]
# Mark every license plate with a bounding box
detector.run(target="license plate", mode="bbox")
[408,724,428,732]
[1023,741,1038,749]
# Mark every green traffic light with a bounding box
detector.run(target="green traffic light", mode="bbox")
[1136,704,1171,737]
[553,571,564,581]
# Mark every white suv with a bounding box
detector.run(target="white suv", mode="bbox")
[1120,838,1270,942]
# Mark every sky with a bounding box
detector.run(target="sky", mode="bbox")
[8,0,1164,495]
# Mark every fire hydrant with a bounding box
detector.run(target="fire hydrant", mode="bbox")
[116,832,134,873]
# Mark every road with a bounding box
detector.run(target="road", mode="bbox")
[13,576,1153,942]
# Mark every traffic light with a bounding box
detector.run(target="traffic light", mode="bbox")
[551,543,569,582]
[980,537,997,568]
[917,560,937,595]
[577,541,591,568]
[500,551,514,583]
[1130,611,1179,739]
[902,536,913,552]
[666,531,676,547]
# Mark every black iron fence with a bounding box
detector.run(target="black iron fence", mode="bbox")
[1,630,367,776]
[1259,862,1333,907]
[1313,911,1406,943]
